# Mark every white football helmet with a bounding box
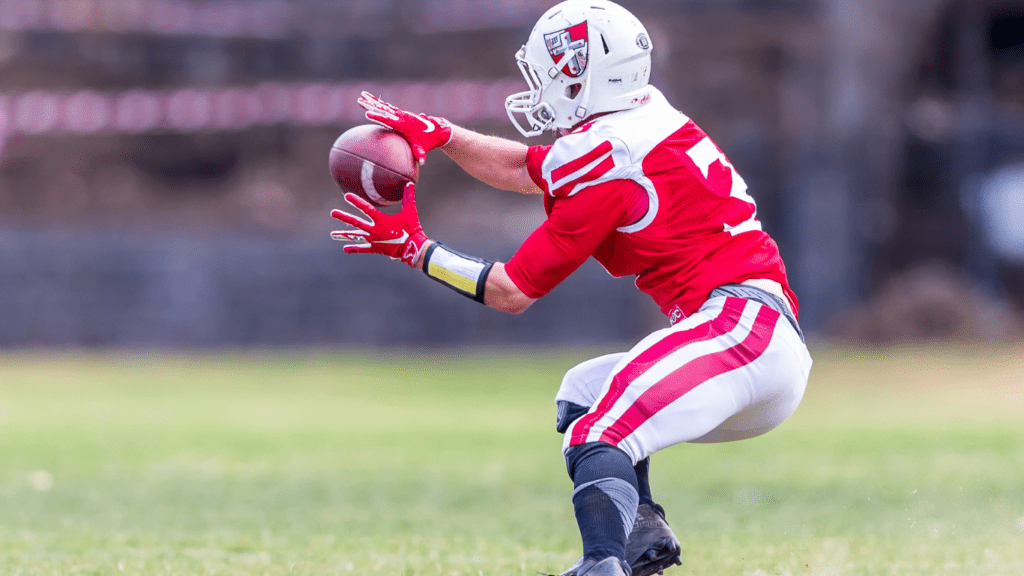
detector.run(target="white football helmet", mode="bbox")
[505,0,654,137]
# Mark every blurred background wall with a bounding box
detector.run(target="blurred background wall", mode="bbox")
[0,0,1022,347]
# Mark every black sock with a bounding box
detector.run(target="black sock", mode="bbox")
[565,443,639,561]
[633,457,657,508]
[573,484,629,560]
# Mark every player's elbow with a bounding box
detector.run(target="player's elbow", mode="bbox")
[490,160,541,194]
[493,292,535,315]
[510,164,543,194]
[484,264,537,314]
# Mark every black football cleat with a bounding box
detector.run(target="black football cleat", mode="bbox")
[557,556,632,576]
[625,504,682,576]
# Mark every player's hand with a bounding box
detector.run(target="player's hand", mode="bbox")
[331,182,429,267]
[358,92,452,165]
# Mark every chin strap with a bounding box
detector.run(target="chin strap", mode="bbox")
[573,65,594,121]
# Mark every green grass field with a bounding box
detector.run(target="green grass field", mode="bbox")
[1,345,1022,576]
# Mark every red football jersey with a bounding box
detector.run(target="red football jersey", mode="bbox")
[504,88,798,321]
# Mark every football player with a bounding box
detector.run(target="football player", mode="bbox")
[331,1,813,575]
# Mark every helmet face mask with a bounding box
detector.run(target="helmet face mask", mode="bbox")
[505,0,654,138]
[505,48,560,137]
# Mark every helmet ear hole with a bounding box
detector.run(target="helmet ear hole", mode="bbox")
[566,83,583,99]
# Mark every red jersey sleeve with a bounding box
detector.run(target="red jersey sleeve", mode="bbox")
[526,144,553,194]
[504,180,638,299]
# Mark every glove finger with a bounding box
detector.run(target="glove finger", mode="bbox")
[341,193,381,218]
[358,91,384,108]
[357,96,384,113]
[330,230,369,242]
[401,181,417,207]
[331,207,374,230]
[343,244,374,255]
[364,115,394,131]
[365,106,399,121]
[365,111,400,129]
[359,93,399,115]
[412,144,427,165]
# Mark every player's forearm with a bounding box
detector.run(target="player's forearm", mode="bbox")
[441,126,542,195]
[414,241,536,314]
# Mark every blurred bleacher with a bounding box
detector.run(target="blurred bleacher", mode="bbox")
[0,0,1022,347]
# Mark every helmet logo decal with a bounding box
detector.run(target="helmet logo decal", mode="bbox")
[544,22,589,78]
[636,33,650,51]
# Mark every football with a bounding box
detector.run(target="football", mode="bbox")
[328,124,419,208]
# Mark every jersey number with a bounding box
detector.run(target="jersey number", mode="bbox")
[685,137,762,236]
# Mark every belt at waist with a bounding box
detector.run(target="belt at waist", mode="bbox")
[709,283,804,343]
[738,278,792,315]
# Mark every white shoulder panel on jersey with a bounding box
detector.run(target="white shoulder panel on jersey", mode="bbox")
[538,88,690,233]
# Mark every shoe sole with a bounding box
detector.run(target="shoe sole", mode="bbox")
[629,538,682,576]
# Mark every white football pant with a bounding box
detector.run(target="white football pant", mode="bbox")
[558,295,813,464]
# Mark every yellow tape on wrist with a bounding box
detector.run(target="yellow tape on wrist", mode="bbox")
[422,243,494,303]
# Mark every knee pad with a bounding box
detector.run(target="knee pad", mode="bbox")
[555,400,589,434]
[564,442,638,488]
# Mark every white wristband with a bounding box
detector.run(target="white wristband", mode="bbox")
[421,243,494,303]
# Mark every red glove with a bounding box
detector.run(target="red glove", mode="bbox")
[358,91,452,165]
[331,183,429,267]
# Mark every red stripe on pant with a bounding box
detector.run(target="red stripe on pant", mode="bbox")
[568,297,749,446]
[597,303,781,446]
